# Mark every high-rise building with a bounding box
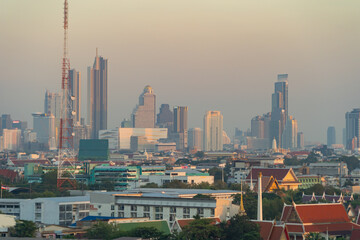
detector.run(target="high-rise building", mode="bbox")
[173,106,188,151]
[345,108,360,150]
[2,128,21,151]
[327,126,336,147]
[12,120,27,131]
[203,111,223,152]
[297,132,304,149]
[32,113,56,150]
[132,86,156,128]
[69,69,81,125]
[44,91,62,119]
[343,128,346,147]
[1,114,12,131]
[251,116,265,139]
[87,50,108,139]
[270,74,288,148]
[188,128,202,151]
[281,116,298,149]
[157,104,173,127]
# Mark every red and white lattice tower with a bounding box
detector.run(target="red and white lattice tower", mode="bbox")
[57,0,77,190]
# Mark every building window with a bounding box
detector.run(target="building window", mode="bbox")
[155,214,163,220]
[131,205,137,211]
[155,207,163,213]
[111,212,115,217]
[197,208,204,216]
[111,205,115,210]
[170,214,176,222]
[131,212,137,218]
[59,205,65,212]
[66,205,72,211]
[144,213,150,218]
[170,207,176,213]
[144,206,150,212]
[183,208,190,214]
[118,212,124,218]
[118,204,124,211]
[211,208,215,216]
[35,213,41,219]
[35,203,41,210]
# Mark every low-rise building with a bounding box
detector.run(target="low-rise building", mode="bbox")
[309,162,348,177]
[89,188,241,225]
[297,175,322,189]
[0,196,90,226]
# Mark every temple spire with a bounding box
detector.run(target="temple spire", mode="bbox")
[239,179,246,216]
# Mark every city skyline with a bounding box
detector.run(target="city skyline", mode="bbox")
[2,1,360,143]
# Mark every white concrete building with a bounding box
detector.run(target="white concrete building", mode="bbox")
[0,196,90,226]
[2,128,21,151]
[90,188,241,226]
[203,111,223,152]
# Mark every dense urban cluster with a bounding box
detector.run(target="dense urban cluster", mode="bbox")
[2,1,360,240]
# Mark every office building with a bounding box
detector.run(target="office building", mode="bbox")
[32,113,56,150]
[188,128,202,151]
[118,128,168,150]
[1,114,12,132]
[157,104,173,128]
[2,129,21,151]
[281,115,298,149]
[345,108,360,150]
[270,74,288,148]
[326,126,336,147]
[173,106,188,151]
[203,111,223,152]
[87,50,108,138]
[44,91,62,119]
[132,85,156,128]
[12,120,27,131]
[297,132,304,149]
[69,69,81,125]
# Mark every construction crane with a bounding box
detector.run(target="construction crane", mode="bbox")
[57,0,77,190]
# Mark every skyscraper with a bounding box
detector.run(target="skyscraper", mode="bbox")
[2,128,21,151]
[327,126,336,147]
[203,111,223,152]
[297,132,304,149]
[69,69,81,125]
[345,108,360,150]
[87,50,108,139]
[1,114,12,131]
[281,115,298,149]
[44,91,62,118]
[32,113,56,150]
[270,74,288,148]
[173,106,188,151]
[132,85,156,128]
[157,104,173,128]
[188,128,202,151]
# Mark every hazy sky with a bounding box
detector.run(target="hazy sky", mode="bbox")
[1,0,360,143]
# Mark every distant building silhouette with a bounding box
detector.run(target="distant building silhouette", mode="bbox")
[188,128,202,152]
[132,85,156,128]
[69,69,81,125]
[327,126,336,147]
[87,49,108,139]
[173,106,188,151]
[203,111,223,152]
[282,116,298,149]
[297,132,304,149]
[345,108,360,150]
[270,74,288,148]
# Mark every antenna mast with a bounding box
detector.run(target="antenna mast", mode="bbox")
[57,0,77,190]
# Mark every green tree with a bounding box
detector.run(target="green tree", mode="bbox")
[208,167,225,181]
[233,190,257,219]
[130,227,165,239]
[85,221,116,240]
[163,180,189,189]
[223,214,261,240]
[141,182,159,188]
[178,217,221,240]
[194,151,205,159]
[339,156,359,172]
[42,170,57,186]
[10,220,37,238]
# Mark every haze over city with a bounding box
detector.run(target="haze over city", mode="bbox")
[1,0,360,142]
